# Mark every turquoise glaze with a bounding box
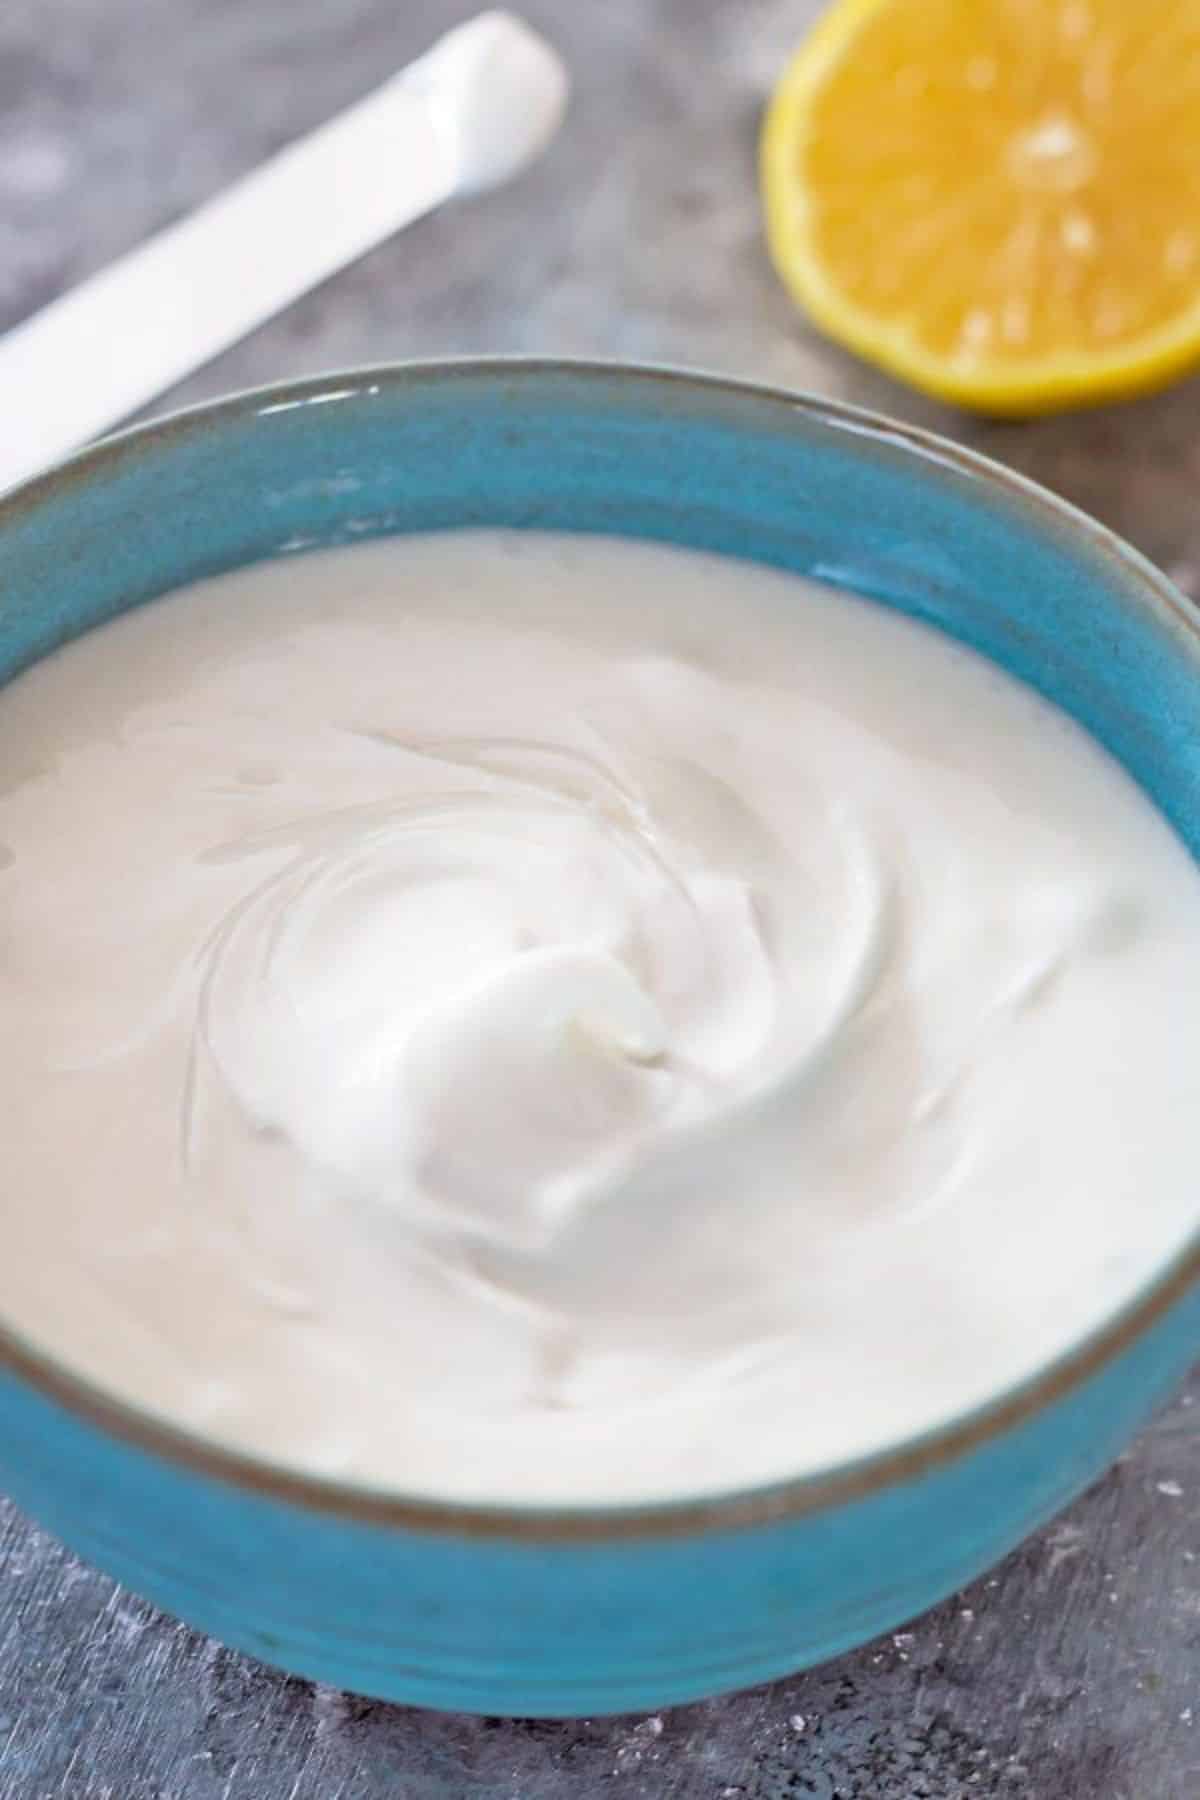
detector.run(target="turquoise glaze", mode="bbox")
[0,363,1197,1715]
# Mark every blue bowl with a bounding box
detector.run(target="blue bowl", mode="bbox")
[0,362,1197,1716]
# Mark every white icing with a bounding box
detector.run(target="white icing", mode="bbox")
[0,529,1196,1503]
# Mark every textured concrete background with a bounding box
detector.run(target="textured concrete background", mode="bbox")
[0,1,1198,1794]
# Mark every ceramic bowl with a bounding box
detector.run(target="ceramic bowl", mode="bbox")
[0,362,1197,1715]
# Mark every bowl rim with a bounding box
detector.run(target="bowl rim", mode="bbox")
[1,355,1197,1541]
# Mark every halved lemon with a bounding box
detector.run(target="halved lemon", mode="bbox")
[761,0,1200,413]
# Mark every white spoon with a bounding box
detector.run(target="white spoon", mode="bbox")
[0,11,568,497]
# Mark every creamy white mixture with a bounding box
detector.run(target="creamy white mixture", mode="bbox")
[1,530,1198,1503]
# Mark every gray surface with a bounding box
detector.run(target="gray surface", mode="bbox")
[1,0,1198,1793]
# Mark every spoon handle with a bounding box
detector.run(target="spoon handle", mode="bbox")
[0,12,566,498]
